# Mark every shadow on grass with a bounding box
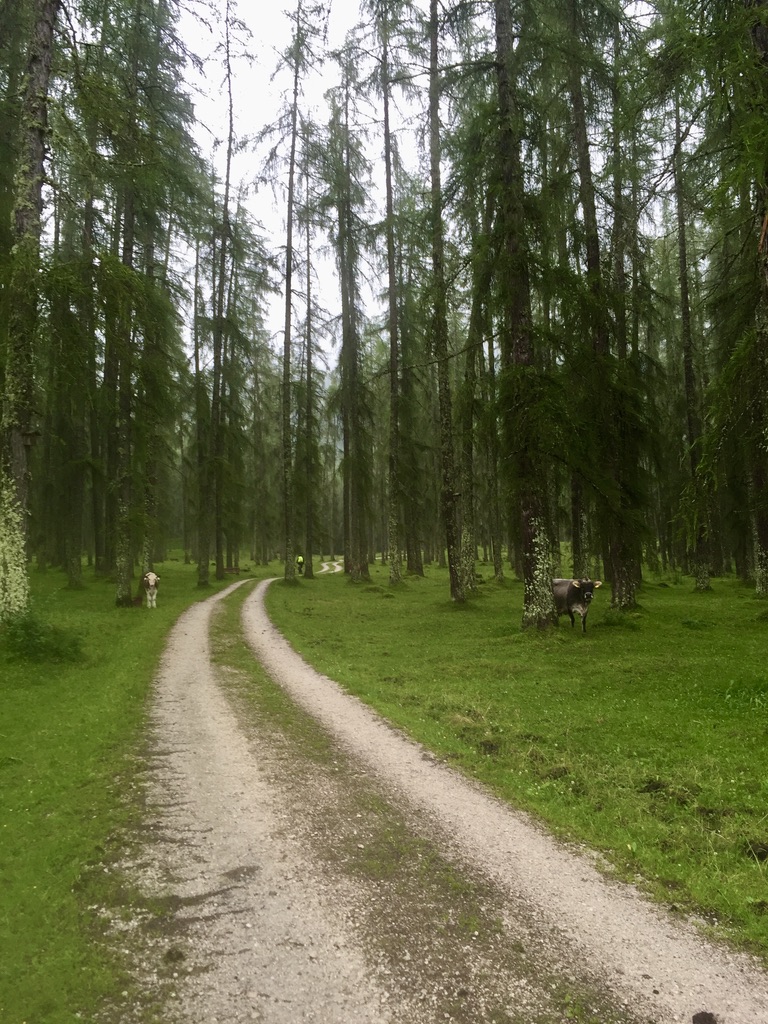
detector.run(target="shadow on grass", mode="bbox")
[1,612,84,664]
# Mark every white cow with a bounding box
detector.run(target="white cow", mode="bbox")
[142,571,160,608]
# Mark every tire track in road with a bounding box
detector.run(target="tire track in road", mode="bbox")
[143,581,390,1024]
[316,560,343,574]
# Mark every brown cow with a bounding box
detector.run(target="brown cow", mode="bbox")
[553,578,602,633]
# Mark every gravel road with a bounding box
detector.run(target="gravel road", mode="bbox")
[136,574,768,1024]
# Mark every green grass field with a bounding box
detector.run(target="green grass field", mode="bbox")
[2,559,768,1023]
[264,566,768,959]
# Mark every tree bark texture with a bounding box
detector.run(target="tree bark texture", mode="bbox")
[379,16,403,586]
[674,100,711,591]
[566,0,639,608]
[494,0,555,629]
[0,0,59,622]
[429,0,463,602]
[748,0,768,594]
[333,70,370,583]
[281,17,302,583]
[3,0,60,533]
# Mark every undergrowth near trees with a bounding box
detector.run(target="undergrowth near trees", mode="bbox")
[265,565,768,962]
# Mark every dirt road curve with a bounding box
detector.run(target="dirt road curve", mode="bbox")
[139,578,768,1024]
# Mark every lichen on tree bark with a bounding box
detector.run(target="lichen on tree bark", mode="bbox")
[0,481,30,623]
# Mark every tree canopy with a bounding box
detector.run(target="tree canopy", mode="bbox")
[2,0,768,622]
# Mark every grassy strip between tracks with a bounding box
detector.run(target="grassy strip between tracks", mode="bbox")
[264,564,768,963]
[209,580,640,1024]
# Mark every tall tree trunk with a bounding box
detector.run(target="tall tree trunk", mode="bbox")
[495,0,555,629]
[747,0,768,595]
[484,331,504,584]
[611,20,629,365]
[0,0,60,621]
[303,171,316,581]
[674,97,711,591]
[55,218,87,588]
[459,294,480,593]
[140,250,160,575]
[465,194,499,586]
[281,1,302,584]
[113,0,147,607]
[193,243,211,586]
[381,12,402,586]
[81,133,106,578]
[210,0,236,581]
[114,187,137,607]
[429,0,463,602]
[571,477,589,579]
[329,64,369,582]
[566,0,637,608]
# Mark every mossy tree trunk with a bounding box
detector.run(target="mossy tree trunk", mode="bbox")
[493,0,555,629]
[0,0,60,622]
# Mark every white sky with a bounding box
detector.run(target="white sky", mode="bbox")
[182,0,364,147]
[178,0,370,350]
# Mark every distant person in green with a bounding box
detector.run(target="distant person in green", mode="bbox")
[296,554,304,575]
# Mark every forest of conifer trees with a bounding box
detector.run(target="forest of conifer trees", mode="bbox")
[1,0,768,624]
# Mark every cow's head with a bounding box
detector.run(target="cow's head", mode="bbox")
[143,571,160,589]
[572,578,602,602]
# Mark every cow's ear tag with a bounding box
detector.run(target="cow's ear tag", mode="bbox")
[572,580,581,588]
[594,580,602,588]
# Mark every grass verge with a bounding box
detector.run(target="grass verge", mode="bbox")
[264,564,768,962]
[0,560,267,1024]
